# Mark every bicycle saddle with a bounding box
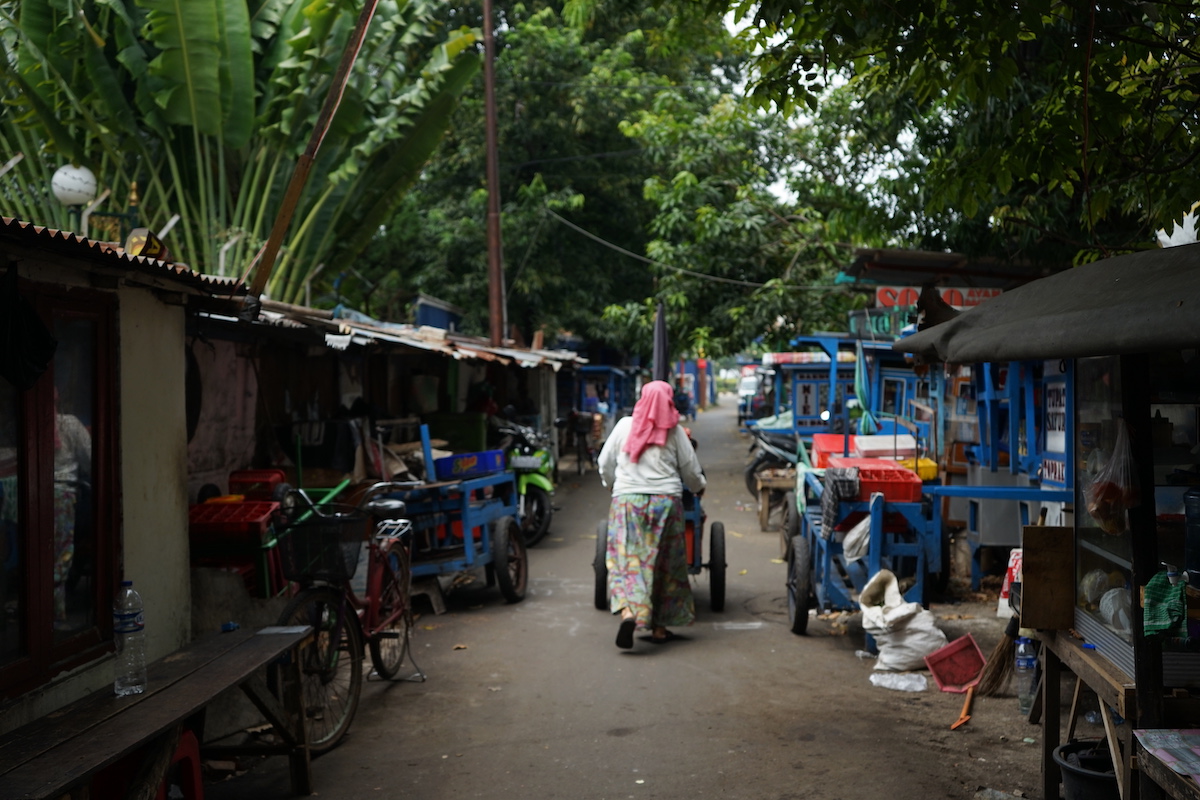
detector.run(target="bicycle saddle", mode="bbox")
[365,497,408,519]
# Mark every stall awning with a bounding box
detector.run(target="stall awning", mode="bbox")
[893,243,1200,363]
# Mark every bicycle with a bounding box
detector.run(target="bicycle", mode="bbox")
[274,481,425,754]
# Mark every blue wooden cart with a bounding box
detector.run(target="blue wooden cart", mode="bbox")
[387,426,528,603]
[785,457,939,635]
[592,491,726,613]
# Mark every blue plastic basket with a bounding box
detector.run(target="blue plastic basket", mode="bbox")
[434,450,505,481]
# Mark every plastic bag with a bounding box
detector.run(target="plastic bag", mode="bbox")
[1085,421,1139,535]
[869,672,927,692]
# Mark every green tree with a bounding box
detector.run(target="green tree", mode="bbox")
[727,0,1200,260]
[0,0,479,301]
[347,1,740,341]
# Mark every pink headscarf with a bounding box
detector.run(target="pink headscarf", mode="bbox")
[623,380,680,463]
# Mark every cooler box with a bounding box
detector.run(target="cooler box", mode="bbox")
[433,450,505,481]
[827,456,923,502]
[852,434,918,460]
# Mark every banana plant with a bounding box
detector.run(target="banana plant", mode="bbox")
[0,0,479,303]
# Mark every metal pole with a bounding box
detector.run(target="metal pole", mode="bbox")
[483,0,506,346]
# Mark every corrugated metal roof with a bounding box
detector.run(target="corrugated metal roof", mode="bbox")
[1,216,242,295]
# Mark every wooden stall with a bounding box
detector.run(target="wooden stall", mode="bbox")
[896,242,1200,800]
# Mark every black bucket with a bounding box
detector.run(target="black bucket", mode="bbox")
[1052,740,1119,800]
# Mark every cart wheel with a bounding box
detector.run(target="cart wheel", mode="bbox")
[787,535,812,635]
[491,515,527,603]
[780,491,799,560]
[594,520,609,610]
[521,485,553,547]
[277,587,363,754]
[708,522,727,612]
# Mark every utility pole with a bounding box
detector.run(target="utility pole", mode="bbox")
[483,0,506,346]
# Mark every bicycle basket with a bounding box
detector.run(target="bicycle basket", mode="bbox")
[277,503,368,582]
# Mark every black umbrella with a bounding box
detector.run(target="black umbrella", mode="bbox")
[652,302,670,383]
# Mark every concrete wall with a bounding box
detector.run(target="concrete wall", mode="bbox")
[118,286,191,658]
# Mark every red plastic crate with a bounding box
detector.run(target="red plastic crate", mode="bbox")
[924,634,986,692]
[188,501,279,540]
[811,434,856,468]
[228,469,287,500]
[827,456,923,502]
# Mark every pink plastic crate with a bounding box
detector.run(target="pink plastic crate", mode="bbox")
[827,456,923,502]
[924,634,986,693]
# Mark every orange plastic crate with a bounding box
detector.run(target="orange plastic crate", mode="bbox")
[188,501,279,540]
[827,456,923,502]
[228,469,287,500]
[811,434,856,468]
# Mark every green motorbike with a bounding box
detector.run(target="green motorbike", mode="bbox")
[495,418,556,546]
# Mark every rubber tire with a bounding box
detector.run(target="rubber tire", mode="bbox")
[787,536,813,635]
[780,490,800,560]
[277,587,363,754]
[708,522,727,612]
[197,483,222,503]
[520,484,553,547]
[744,452,784,498]
[491,516,528,603]
[594,520,610,610]
[367,541,411,680]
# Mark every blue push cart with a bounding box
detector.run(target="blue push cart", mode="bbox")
[785,457,939,636]
[388,426,528,603]
[592,490,727,613]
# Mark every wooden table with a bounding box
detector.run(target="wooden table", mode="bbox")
[1136,737,1200,800]
[756,470,795,531]
[0,625,313,800]
[1040,630,1137,800]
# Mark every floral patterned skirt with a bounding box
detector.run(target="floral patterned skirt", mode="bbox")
[606,493,694,629]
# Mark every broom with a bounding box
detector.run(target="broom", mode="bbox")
[976,507,1046,697]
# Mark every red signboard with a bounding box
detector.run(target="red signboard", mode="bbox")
[875,285,1002,310]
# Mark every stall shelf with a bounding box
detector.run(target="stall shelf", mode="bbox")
[895,241,1200,800]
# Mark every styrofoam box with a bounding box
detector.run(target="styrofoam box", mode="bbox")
[853,434,917,459]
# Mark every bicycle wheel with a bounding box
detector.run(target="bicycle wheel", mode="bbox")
[278,587,363,754]
[368,541,412,680]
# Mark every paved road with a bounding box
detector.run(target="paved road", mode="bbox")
[208,396,1042,800]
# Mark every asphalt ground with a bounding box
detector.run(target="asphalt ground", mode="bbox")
[206,395,1074,800]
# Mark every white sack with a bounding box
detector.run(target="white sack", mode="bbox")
[859,569,949,671]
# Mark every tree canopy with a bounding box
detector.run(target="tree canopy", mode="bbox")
[729,0,1200,262]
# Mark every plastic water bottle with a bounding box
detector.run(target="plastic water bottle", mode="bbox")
[113,581,147,696]
[1015,637,1037,715]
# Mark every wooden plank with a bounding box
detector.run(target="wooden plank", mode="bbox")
[1042,630,1136,719]
[0,628,309,800]
[1020,526,1075,630]
[0,628,256,775]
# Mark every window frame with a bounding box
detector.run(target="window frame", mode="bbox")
[0,280,120,698]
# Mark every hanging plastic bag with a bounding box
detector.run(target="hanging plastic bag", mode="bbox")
[1085,421,1139,535]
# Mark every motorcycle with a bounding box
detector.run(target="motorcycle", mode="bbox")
[744,425,800,498]
[494,417,557,546]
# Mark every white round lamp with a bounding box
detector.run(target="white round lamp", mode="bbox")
[51,164,98,206]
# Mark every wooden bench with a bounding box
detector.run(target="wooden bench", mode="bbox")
[0,625,313,800]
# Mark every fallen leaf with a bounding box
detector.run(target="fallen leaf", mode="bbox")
[770,558,784,564]
[488,686,502,692]
[453,644,468,650]
[422,625,439,631]
[730,531,744,538]
[551,537,565,542]
[738,569,748,575]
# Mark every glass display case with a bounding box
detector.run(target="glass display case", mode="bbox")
[1074,352,1200,683]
